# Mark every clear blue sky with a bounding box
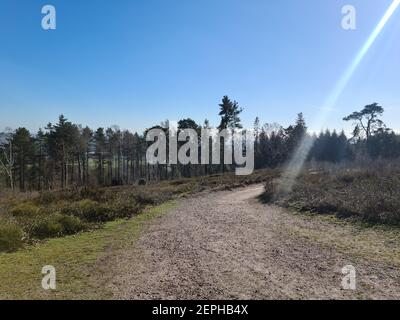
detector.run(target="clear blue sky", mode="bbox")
[1,0,399,134]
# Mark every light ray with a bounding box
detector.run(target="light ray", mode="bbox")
[277,0,400,196]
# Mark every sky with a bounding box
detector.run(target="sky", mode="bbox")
[1,0,399,134]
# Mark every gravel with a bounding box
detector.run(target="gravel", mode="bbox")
[109,185,400,300]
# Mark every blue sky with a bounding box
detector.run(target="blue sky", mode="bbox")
[1,0,399,134]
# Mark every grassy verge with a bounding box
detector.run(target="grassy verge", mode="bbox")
[0,201,176,300]
[1,169,277,252]
[263,166,400,226]
[278,208,400,267]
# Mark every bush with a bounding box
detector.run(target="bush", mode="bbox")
[10,203,40,217]
[32,214,64,239]
[60,196,144,222]
[259,180,275,203]
[71,199,112,222]
[77,199,98,215]
[276,167,400,226]
[35,187,106,205]
[79,188,105,201]
[361,196,400,225]
[36,190,59,205]
[58,215,86,234]
[31,213,86,239]
[133,192,158,205]
[0,223,24,252]
[108,198,141,218]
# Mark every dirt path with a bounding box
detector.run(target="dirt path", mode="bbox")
[109,185,400,300]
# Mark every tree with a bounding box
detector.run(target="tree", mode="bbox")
[0,129,14,191]
[367,128,400,159]
[78,126,93,186]
[203,119,210,130]
[178,118,200,132]
[45,115,80,188]
[283,113,307,159]
[217,96,244,173]
[253,117,260,141]
[94,128,106,185]
[35,129,46,190]
[343,103,385,140]
[218,96,243,131]
[12,128,35,191]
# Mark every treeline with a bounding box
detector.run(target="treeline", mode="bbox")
[254,103,400,166]
[1,98,399,191]
[0,96,245,191]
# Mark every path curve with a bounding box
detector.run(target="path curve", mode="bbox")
[109,185,400,299]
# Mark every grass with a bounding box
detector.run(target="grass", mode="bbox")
[278,207,400,268]
[0,169,277,252]
[265,166,400,226]
[260,164,400,269]
[0,201,176,300]
[0,169,276,298]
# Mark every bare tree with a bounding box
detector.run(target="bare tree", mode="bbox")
[0,130,14,191]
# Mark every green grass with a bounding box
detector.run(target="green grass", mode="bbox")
[1,169,277,252]
[0,201,176,300]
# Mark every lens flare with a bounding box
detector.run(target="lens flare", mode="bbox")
[277,0,400,196]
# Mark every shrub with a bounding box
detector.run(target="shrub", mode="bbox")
[32,214,64,239]
[133,192,158,205]
[10,203,40,217]
[361,197,400,225]
[60,197,143,222]
[35,188,100,205]
[77,199,98,212]
[79,187,105,201]
[138,178,146,186]
[58,215,86,234]
[277,167,400,226]
[73,199,112,222]
[0,223,24,252]
[339,173,355,184]
[36,190,59,205]
[108,198,141,218]
[31,213,86,239]
[315,200,339,214]
[259,180,276,203]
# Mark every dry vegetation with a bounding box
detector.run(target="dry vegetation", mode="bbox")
[0,169,277,253]
[265,163,400,226]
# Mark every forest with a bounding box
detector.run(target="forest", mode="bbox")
[1,97,399,192]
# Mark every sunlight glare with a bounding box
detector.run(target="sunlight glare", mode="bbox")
[276,0,400,196]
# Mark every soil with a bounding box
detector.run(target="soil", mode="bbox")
[108,185,400,300]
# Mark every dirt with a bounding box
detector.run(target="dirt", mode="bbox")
[108,185,400,300]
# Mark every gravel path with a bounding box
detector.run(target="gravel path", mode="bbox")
[109,185,400,299]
